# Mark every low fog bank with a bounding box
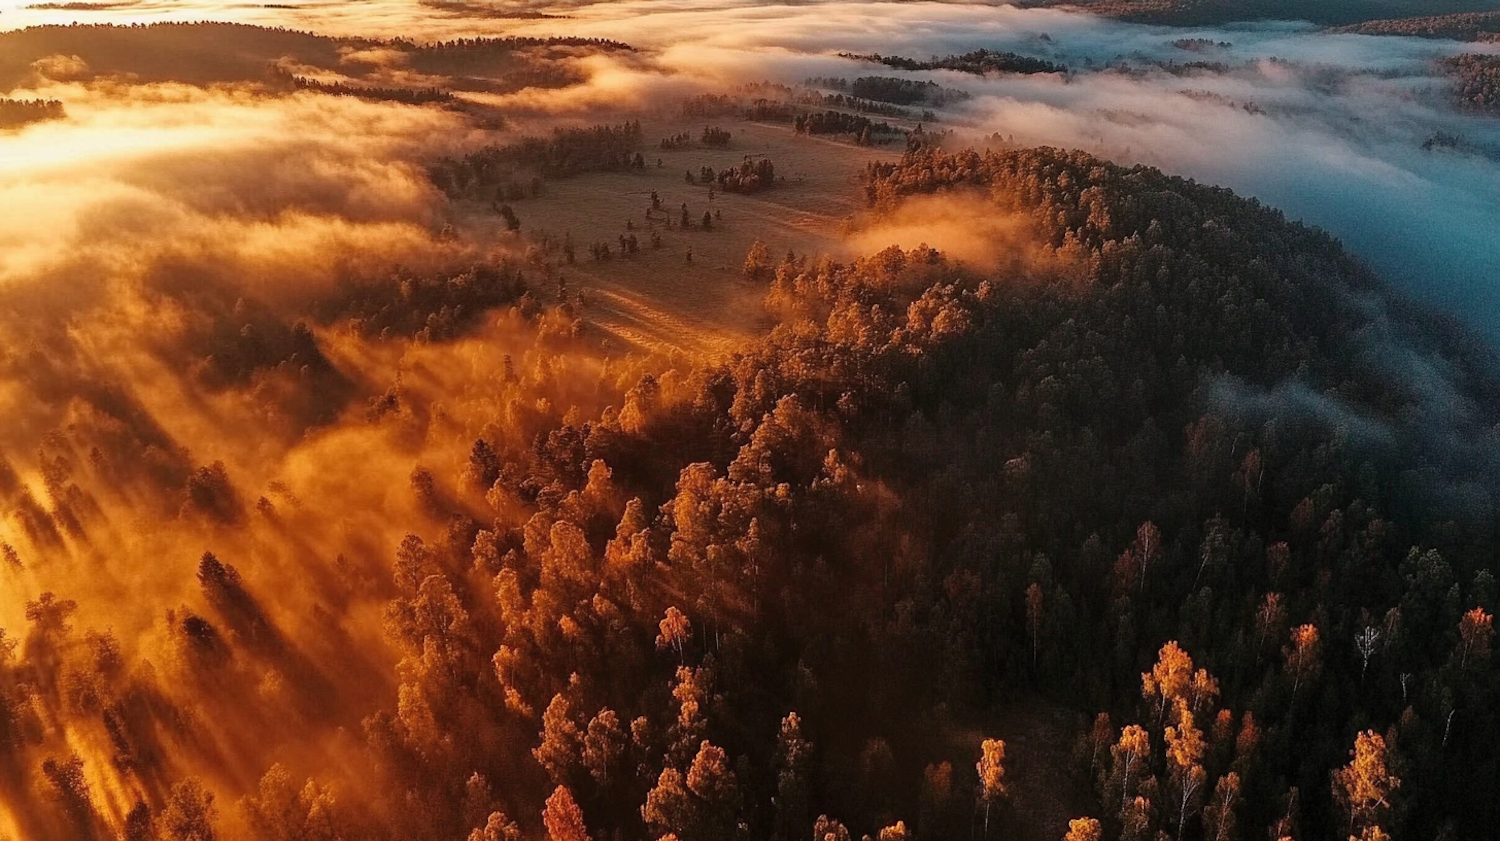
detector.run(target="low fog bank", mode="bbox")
[0,77,491,642]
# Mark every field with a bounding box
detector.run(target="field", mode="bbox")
[457,119,896,356]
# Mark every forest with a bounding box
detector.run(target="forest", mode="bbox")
[1441,53,1500,114]
[0,98,63,129]
[0,24,629,94]
[427,122,646,196]
[839,51,1065,77]
[0,129,1495,841]
[274,71,457,106]
[792,112,900,143]
[1331,11,1500,40]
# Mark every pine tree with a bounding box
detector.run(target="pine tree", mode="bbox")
[543,786,591,841]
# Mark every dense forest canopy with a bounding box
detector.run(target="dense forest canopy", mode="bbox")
[838,51,1066,77]
[0,98,64,129]
[1442,53,1500,114]
[0,23,627,93]
[1332,11,1500,40]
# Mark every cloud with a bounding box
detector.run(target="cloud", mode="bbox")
[1209,375,1397,445]
[846,192,1035,270]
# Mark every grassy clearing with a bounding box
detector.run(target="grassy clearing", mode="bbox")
[456,119,894,357]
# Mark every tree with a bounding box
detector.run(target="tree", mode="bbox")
[543,786,591,841]
[744,240,772,281]
[1165,709,1205,839]
[123,801,154,841]
[775,712,813,841]
[813,815,851,841]
[161,778,218,841]
[657,607,693,663]
[1111,725,1151,810]
[975,738,1007,838]
[687,740,740,841]
[1458,607,1493,669]
[643,767,694,839]
[1026,582,1044,669]
[469,812,522,841]
[466,439,501,490]
[1143,641,1193,719]
[1082,713,1113,783]
[1354,626,1382,683]
[25,591,78,637]
[583,708,626,787]
[1120,795,1153,841]
[1283,624,1322,697]
[241,763,338,841]
[41,753,94,831]
[1133,522,1161,591]
[498,204,521,232]
[1165,709,1204,771]
[1332,730,1399,837]
[1063,817,1102,841]
[535,694,583,785]
[919,762,953,838]
[183,461,241,523]
[1268,786,1299,841]
[1255,593,1286,655]
[542,520,597,597]
[1202,772,1240,841]
[464,773,496,834]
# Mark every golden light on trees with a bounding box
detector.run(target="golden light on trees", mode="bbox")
[1143,641,1193,718]
[1332,730,1399,837]
[543,786,591,841]
[657,606,693,663]
[976,738,1007,838]
[1458,607,1493,669]
[1165,708,1204,772]
[1284,624,1322,697]
[1202,772,1241,841]
[1111,725,1152,810]
[1062,817,1102,841]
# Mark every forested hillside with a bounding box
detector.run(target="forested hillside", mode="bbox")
[1018,0,1500,26]
[0,146,1494,841]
